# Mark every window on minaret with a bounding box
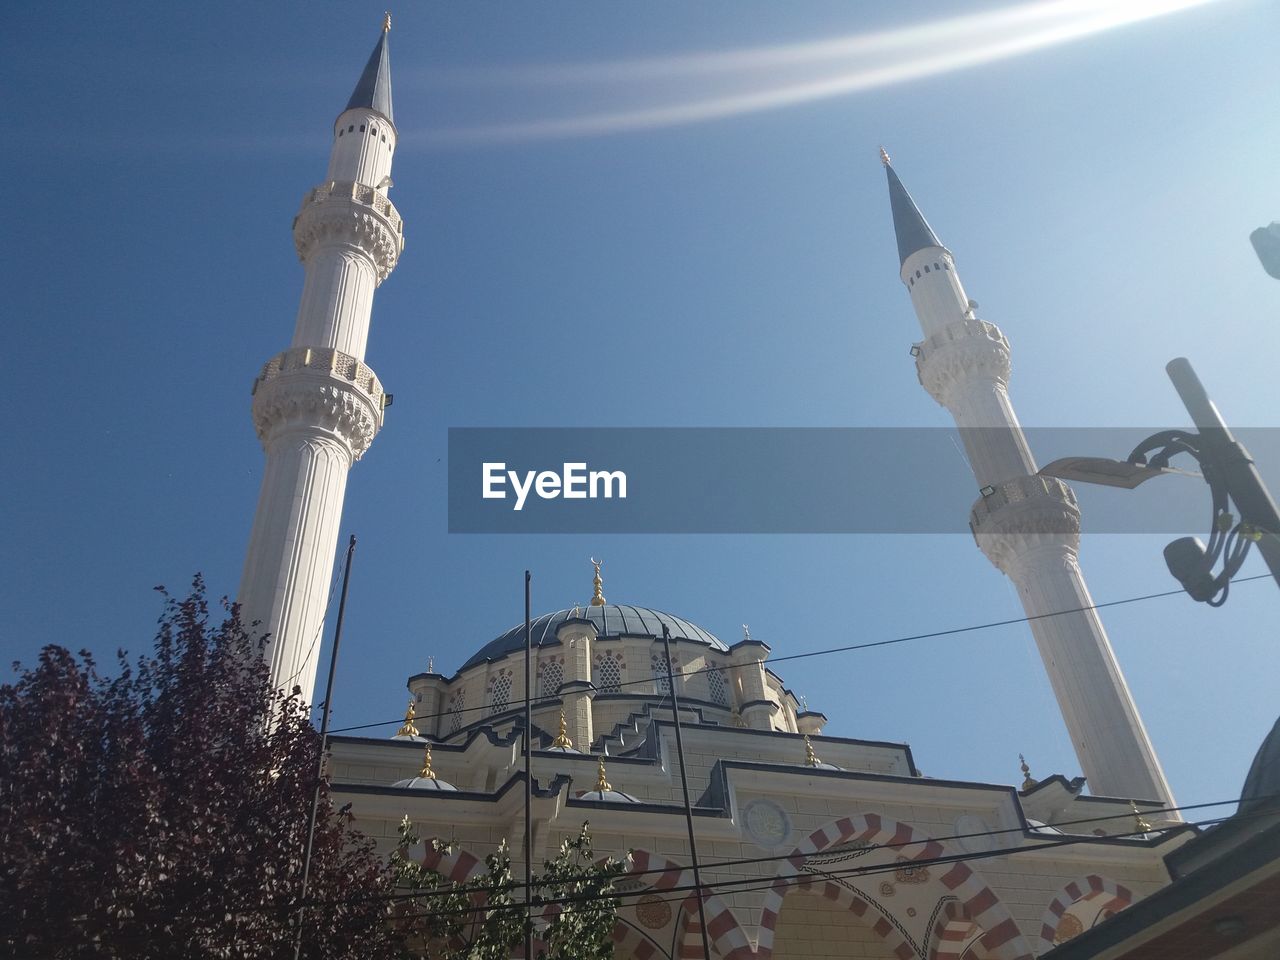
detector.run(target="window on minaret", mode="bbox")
[539,658,564,699]
[593,651,623,694]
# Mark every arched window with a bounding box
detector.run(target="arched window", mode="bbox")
[593,651,623,693]
[448,689,466,733]
[539,658,564,699]
[487,670,513,715]
[707,664,729,706]
[651,653,674,696]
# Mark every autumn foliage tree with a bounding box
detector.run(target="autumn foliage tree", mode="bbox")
[0,578,394,959]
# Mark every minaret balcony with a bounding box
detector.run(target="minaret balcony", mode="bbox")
[250,345,387,459]
[914,317,1013,404]
[969,474,1082,571]
[293,180,404,281]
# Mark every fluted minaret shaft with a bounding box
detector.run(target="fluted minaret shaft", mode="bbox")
[238,24,403,703]
[885,159,1173,807]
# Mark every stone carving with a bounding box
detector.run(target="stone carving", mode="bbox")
[914,317,1012,407]
[251,371,383,460]
[636,894,672,930]
[743,798,791,849]
[293,181,404,282]
[969,474,1083,576]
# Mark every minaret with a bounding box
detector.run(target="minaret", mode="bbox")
[881,150,1174,807]
[238,18,403,702]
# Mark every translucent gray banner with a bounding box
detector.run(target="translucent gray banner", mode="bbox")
[447,428,1279,534]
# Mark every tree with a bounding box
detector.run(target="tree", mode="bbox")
[0,577,393,959]
[390,819,627,960]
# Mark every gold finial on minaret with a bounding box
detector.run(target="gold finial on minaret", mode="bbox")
[590,558,606,606]
[595,755,612,792]
[1019,754,1037,791]
[382,11,392,32]
[419,742,437,780]
[551,710,574,750]
[1129,800,1152,834]
[396,699,420,738]
[804,734,821,767]
[879,146,891,166]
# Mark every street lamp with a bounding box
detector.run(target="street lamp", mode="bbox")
[1040,358,1280,605]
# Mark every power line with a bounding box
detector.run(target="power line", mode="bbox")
[314,803,1273,924]
[326,572,1273,736]
[283,790,1274,912]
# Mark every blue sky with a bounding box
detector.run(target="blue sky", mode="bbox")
[4,0,1278,815]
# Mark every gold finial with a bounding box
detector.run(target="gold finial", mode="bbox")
[419,742,437,780]
[804,734,821,767]
[595,755,612,792]
[551,710,574,750]
[397,699,420,738]
[1019,753,1037,791]
[1129,800,1152,834]
[742,624,751,642]
[879,146,891,166]
[590,558,606,606]
[382,11,392,32]
[427,656,435,674]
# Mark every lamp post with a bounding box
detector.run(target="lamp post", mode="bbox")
[1040,358,1280,604]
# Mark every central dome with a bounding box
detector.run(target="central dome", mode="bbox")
[460,604,727,671]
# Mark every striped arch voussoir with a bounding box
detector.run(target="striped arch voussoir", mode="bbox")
[626,849,753,959]
[755,813,1034,960]
[1039,875,1134,949]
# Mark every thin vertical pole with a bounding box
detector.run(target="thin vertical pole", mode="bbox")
[662,625,713,958]
[524,570,534,960]
[292,534,357,960]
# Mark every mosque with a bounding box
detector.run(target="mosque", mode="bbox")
[233,20,1280,960]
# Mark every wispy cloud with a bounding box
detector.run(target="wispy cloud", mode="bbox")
[411,0,1222,146]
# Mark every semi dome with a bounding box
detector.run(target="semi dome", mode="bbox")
[460,604,727,671]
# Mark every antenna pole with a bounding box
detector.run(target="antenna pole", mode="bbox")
[524,570,534,960]
[662,624,713,959]
[292,534,357,960]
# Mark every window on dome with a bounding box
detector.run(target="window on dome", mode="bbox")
[448,689,465,733]
[539,659,563,699]
[707,664,729,706]
[488,672,513,715]
[651,653,675,696]
[593,652,623,694]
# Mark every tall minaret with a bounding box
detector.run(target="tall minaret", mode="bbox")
[238,18,403,702]
[881,150,1174,807]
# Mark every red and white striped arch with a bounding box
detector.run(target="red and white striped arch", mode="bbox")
[756,813,1034,960]
[1038,875,1134,949]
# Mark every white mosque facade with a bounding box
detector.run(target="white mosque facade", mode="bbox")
[238,23,1207,960]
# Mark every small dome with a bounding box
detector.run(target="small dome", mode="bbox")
[394,775,458,791]
[461,604,726,671]
[393,743,456,791]
[1240,715,1280,815]
[576,788,640,803]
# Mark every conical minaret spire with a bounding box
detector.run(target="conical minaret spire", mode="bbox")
[238,23,405,703]
[346,14,393,123]
[882,155,1174,809]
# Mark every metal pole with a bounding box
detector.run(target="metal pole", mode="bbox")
[292,534,357,960]
[662,625,713,959]
[1166,358,1280,589]
[524,570,534,960]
